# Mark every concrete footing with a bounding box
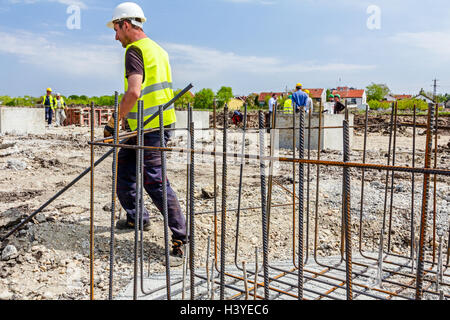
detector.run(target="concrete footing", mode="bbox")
[175,110,210,130]
[277,113,354,151]
[0,107,45,135]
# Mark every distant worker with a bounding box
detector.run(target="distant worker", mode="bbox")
[304,89,313,114]
[291,83,308,113]
[41,88,56,126]
[54,93,67,127]
[232,110,244,126]
[268,93,277,127]
[334,94,346,114]
[105,2,187,266]
[323,94,335,113]
[284,94,293,114]
[328,94,334,102]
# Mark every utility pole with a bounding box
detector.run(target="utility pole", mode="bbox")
[432,78,439,103]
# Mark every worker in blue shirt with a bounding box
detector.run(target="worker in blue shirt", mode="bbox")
[291,83,308,112]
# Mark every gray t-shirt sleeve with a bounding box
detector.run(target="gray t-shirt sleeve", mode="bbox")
[125,46,145,81]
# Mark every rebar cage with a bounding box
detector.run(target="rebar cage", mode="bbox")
[88,91,449,301]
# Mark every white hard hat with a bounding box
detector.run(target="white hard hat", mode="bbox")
[56,93,61,96]
[107,2,147,29]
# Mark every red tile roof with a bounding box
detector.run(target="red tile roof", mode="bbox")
[332,89,365,98]
[393,94,412,100]
[303,88,324,99]
[258,92,285,102]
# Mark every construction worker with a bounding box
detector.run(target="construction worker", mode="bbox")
[304,89,313,113]
[54,93,67,127]
[284,94,293,114]
[328,94,334,102]
[41,88,56,126]
[106,2,186,266]
[324,94,335,113]
[268,93,276,127]
[334,94,346,114]
[291,83,308,113]
[232,110,244,126]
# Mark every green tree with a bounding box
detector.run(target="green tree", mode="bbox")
[366,83,391,101]
[193,88,215,110]
[174,89,194,108]
[215,86,233,108]
[245,93,258,109]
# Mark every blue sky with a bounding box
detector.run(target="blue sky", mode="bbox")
[1,0,450,97]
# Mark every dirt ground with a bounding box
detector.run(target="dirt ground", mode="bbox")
[0,112,448,300]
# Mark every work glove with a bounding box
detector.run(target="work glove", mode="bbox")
[104,115,120,138]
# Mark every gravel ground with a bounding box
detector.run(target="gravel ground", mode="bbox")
[0,115,448,300]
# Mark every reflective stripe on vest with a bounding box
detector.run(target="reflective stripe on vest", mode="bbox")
[43,95,56,108]
[55,97,65,109]
[124,38,176,131]
[284,99,293,114]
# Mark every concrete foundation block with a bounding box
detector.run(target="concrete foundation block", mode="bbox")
[174,110,210,130]
[277,113,354,151]
[0,107,45,135]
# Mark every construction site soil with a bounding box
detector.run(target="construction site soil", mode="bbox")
[0,112,448,300]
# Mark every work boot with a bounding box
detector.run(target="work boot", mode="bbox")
[116,219,150,232]
[162,240,185,267]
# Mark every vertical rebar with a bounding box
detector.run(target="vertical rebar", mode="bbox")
[133,101,144,300]
[182,103,191,300]
[292,103,297,266]
[133,100,144,300]
[381,103,396,245]
[432,103,439,264]
[387,101,399,252]
[416,103,435,300]
[298,108,305,300]
[266,102,277,237]
[213,100,219,271]
[342,119,353,300]
[206,235,211,297]
[305,107,312,264]
[358,104,369,255]
[108,91,119,300]
[258,111,269,300]
[89,101,95,300]
[220,105,228,300]
[242,261,249,300]
[254,246,258,300]
[210,258,216,300]
[159,105,171,300]
[234,103,248,267]
[411,104,417,272]
[189,112,196,300]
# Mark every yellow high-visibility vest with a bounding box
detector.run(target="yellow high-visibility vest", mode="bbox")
[284,99,293,114]
[124,37,176,131]
[55,97,66,109]
[42,95,56,109]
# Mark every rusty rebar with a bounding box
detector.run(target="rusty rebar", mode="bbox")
[416,103,435,300]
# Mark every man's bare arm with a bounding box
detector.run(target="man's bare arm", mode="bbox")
[119,73,143,119]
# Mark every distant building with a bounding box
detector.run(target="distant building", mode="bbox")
[228,97,245,110]
[332,86,367,105]
[257,92,285,106]
[303,88,326,105]
[384,94,412,102]
[413,90,434,104]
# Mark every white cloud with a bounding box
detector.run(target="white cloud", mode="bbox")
[223,0,276,5]
[163,42,375,79]
[0,30,121,77]
[7,0,87,9]
[390,31,450,57]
